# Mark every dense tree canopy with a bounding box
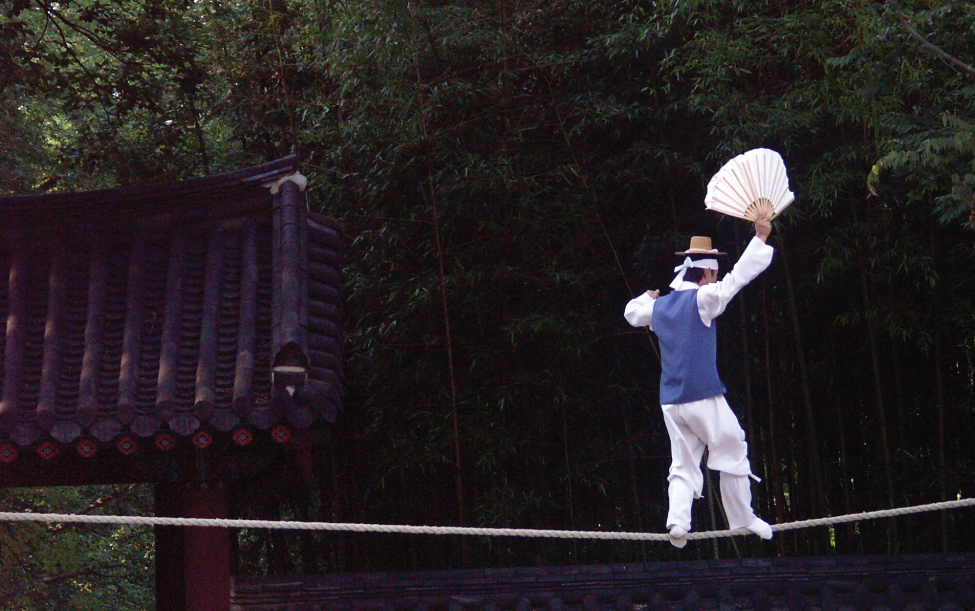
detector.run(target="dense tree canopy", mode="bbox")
[2,0,975,596]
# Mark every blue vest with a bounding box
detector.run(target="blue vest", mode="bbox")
[651,289,726,404]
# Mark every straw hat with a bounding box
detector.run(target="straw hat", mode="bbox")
[675,236,726,256]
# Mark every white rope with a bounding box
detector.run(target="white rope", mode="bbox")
[1,497,973,542]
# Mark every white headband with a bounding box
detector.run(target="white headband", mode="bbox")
[670,257,718,289]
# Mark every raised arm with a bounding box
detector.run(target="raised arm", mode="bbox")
[697,220,774,325]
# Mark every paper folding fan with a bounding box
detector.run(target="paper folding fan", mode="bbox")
[704,148,795,221]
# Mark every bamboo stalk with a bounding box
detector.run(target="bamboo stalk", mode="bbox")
[830,333,856,549]
[859,262,899,551]
[935,327,948,553]
[761,282,786,556]
[781,242,828,552]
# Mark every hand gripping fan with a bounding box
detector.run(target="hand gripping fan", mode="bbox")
[704,148,795,221]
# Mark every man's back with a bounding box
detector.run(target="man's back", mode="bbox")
[652,289,726,405]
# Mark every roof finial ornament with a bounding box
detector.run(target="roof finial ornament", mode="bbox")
[264,172,308,194]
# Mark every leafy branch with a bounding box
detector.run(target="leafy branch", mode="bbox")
[886,0,975,78]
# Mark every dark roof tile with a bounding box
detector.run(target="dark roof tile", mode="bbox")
[230,555,975,611]
[0,158,343,483]
[956,582,975,611]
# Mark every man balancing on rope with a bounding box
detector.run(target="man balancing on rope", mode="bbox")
[624,217,774,548]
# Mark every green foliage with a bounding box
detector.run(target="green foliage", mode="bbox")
[1,0,225,192]
[0,486,153,611]
[870,109,975,228]
[850,1,975,229]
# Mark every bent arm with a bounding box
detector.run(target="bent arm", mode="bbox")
[624,291,658,328]
[697,237,773,326]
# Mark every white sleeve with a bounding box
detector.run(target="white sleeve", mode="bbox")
[624,292,657,329]
[697,237,774,326]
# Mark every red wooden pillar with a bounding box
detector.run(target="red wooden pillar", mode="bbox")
[184,486,231,611]
[155,483,231,611]
[155,483,184,611]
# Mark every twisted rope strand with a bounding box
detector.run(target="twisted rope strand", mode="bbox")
[0,497,972,542]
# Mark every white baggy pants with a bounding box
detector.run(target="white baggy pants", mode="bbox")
[661,395,760,532]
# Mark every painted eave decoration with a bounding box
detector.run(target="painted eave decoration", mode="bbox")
[0,156,343,464]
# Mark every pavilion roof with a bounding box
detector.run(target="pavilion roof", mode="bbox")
[0,156,343,483]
